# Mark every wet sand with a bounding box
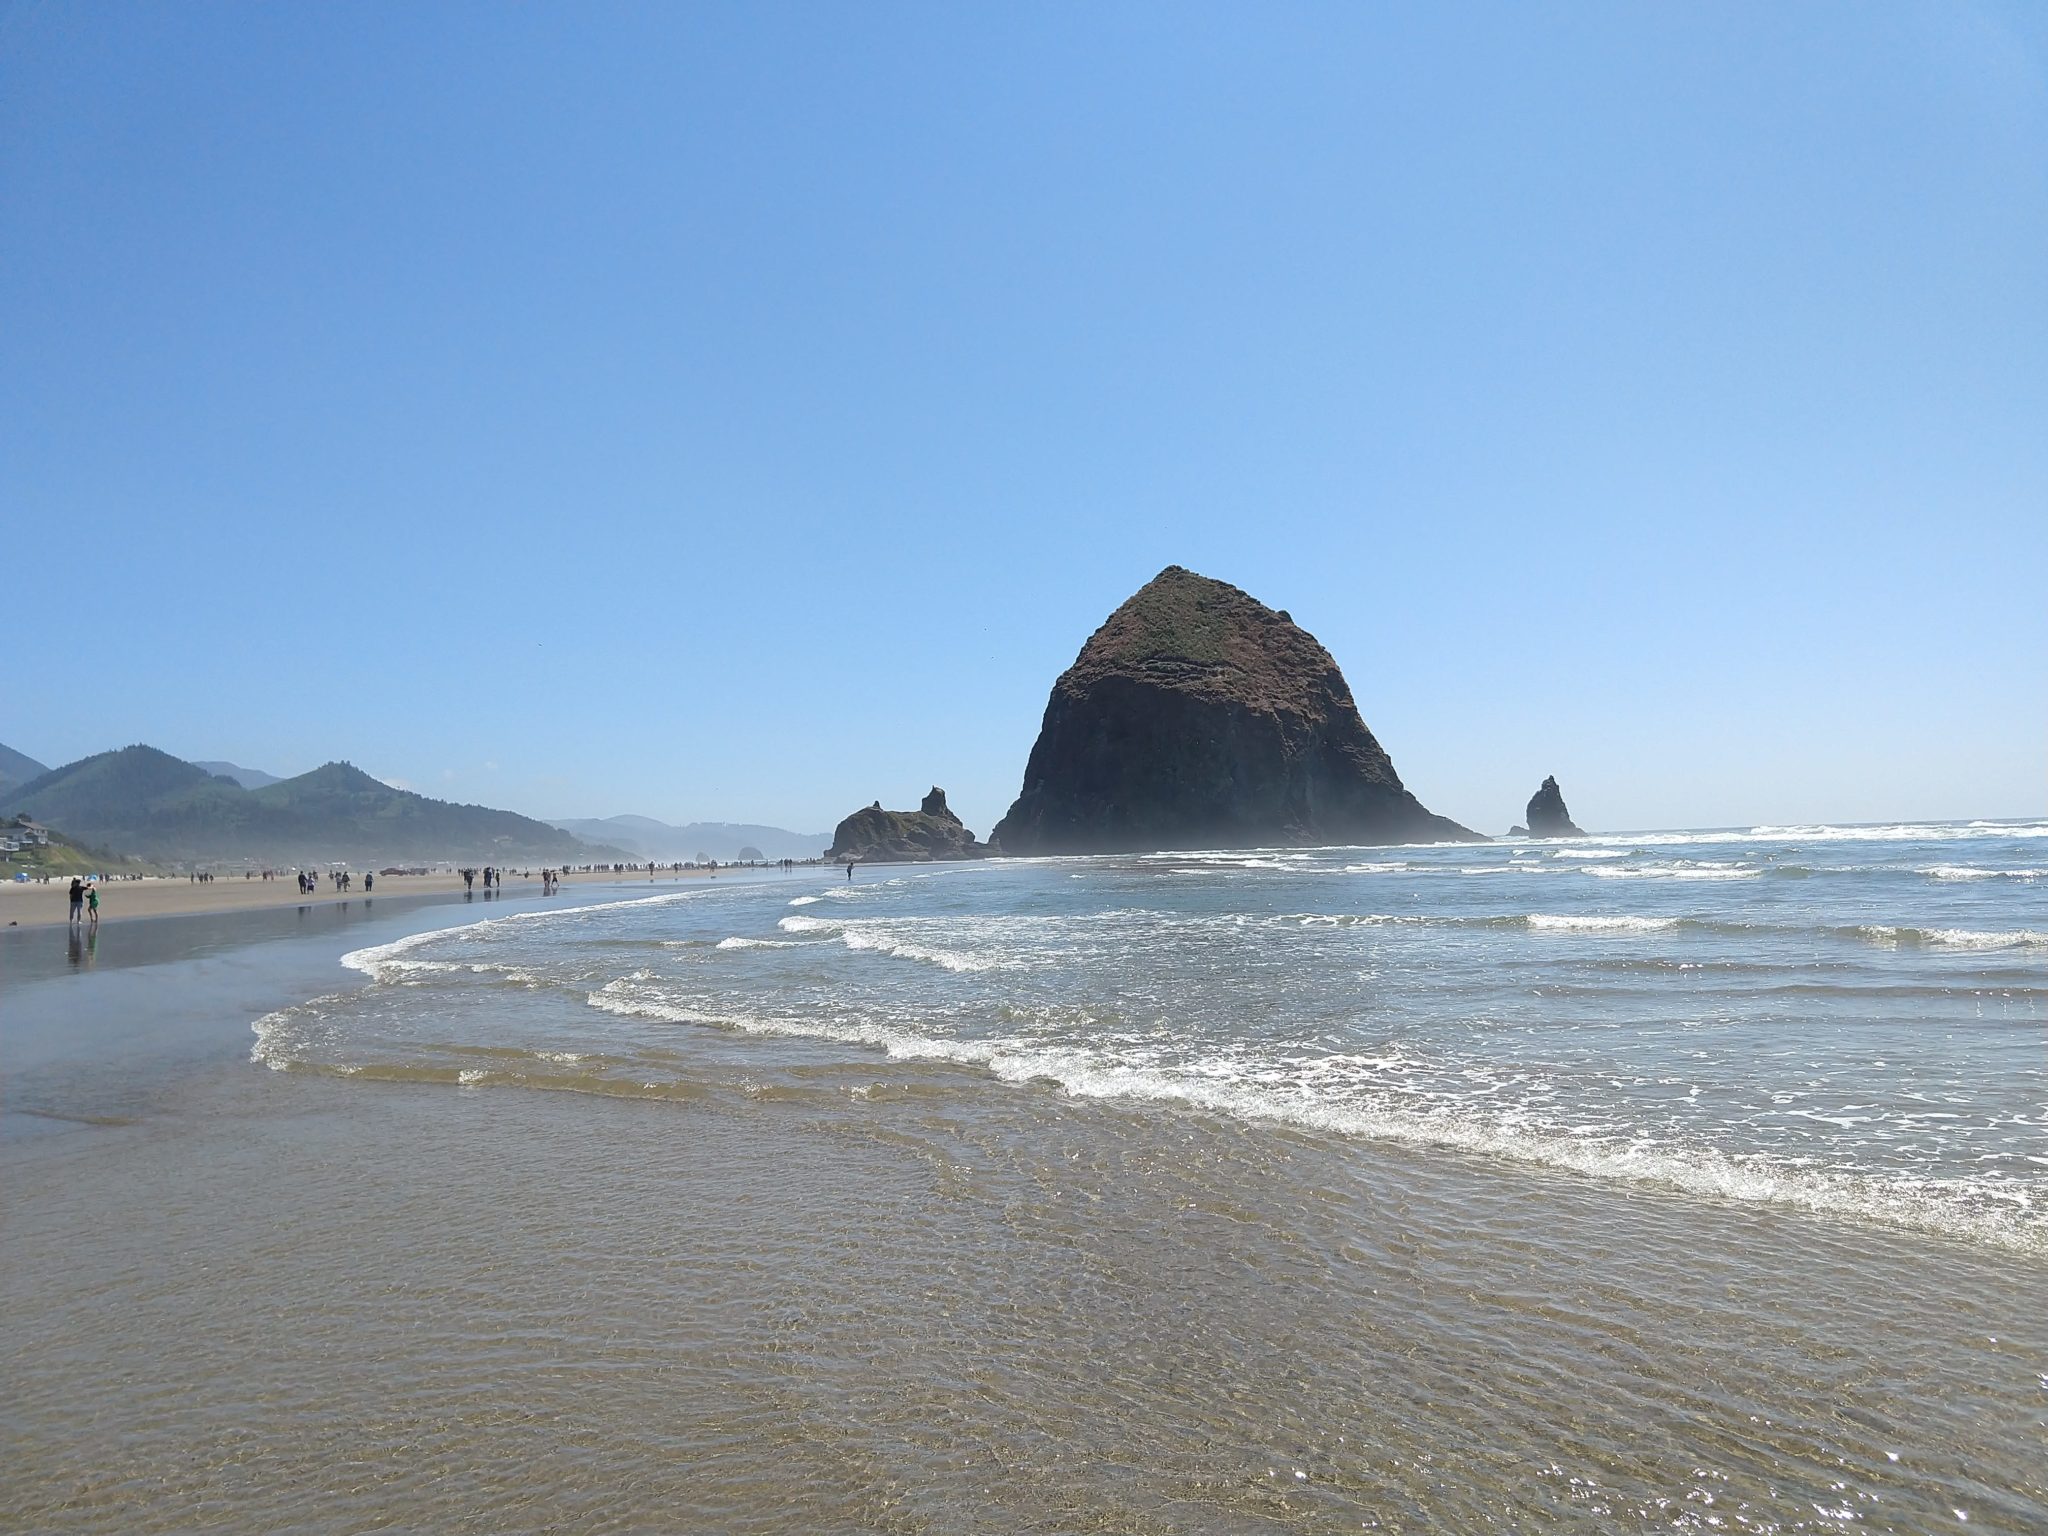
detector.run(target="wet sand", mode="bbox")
[0,863,739,931]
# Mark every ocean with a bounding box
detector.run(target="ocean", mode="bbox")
[266,819,2046,1253]
[6,821,2045,1532]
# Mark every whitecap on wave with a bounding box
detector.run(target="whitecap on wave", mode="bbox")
[1918,865,2042,883]
[774,912,1021,972]
[1582,860,1760,882]
[1526,914,1679,934]
[1856,925,2048,951]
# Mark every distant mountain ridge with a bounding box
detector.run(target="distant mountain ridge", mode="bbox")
[2,745,629,866]
[550,814,830,863]
[193,759,284,790]
[0,740,50,799]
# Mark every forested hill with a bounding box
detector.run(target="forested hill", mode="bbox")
[1,746,627,865]
[0,739,50,799]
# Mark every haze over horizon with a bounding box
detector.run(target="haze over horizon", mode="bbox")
[5,3,2042,839]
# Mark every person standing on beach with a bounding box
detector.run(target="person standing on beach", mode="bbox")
[67,877,84,923]
[85,883,99,927]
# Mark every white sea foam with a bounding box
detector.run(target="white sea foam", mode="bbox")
[1582,861,1760,882]
[1555,820,2048,848]
[840,929,1012,973]
[778,914,839,936]
[1919,865,2043,883]
[1526,914,1679,934]
[585,977,762,1030]
[340,889,712,981]
[1857,925,2048,951]
[775,911,1017,971]
[1748,821,2048,844]
[579,994,2044,1254]
[1280,912,1407,928]
[249,1008,302,1070]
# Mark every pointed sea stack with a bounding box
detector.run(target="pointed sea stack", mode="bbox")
[1524,776,1587,838]
[828,787,990,863]
[992,567,1478,854]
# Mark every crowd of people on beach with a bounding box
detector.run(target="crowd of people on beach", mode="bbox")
[33,854,828,929]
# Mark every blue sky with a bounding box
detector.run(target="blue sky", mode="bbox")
[4,1,2042,836]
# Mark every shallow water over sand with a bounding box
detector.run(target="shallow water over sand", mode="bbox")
[267,822,2048,1251]
[4,828,2045,1532]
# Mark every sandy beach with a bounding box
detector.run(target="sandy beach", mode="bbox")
[4,850,2044,1533]
[0,863,751,930]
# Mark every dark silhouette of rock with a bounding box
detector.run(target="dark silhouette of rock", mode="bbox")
[1524,776,1587,838]
[828,787,990,863]
[991,567,1478,854]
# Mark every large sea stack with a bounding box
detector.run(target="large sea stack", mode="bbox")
[828,787,990,863]
[1523,775,1587,838]
[992,567,1477,854]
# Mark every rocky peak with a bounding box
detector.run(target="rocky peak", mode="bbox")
[991,567,1476,853]
[1524,776,1587,838]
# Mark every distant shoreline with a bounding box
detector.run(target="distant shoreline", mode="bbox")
[0,864,742,931]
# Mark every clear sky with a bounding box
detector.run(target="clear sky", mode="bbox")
[4,1,2043,837]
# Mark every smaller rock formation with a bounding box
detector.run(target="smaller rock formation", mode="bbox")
[1524,776,1587,838]
[828,787,990,863]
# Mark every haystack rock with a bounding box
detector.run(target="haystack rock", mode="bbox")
[991,567,1478,854]
[1523,776,1587,838]
[828,787,990,863]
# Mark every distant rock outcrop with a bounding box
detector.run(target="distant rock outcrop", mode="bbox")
[828,787,990,863]
[1523,776,1587,838]
[548,814,830,863]
[991,567,1478,853]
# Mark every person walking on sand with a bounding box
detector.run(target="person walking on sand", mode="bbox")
[68,877,85,924]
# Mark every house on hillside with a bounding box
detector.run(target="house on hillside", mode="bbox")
[1,817,53,855]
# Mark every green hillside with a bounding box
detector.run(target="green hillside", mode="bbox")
[0,739,52,799]
[1,746,627,866]
[2,817,151,878]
